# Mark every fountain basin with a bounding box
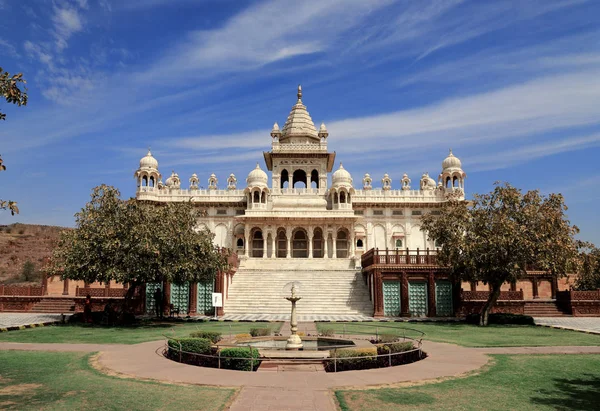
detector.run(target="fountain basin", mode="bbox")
[235,336,355,351]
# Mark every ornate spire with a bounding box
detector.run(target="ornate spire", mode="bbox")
[280,85,318,141]
[297,84,302,101]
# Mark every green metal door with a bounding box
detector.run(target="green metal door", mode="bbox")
[145,282,162,315]
[170,282,190,314]
[197,281,214,315]
[435,280,453,316]
[383,281,401,317]
[408,281,428,317]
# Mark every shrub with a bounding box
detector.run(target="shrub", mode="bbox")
[466,313,534,325]
[377,333,398,343]
[21,260,39,282]
[189,330,222,343]
[219,347,260,371]
[376,341,421,367]
[249,327,271,337]
[167,338,215,366]
[325,348,378,372]
[320,328,335,337]
[235,333,252,340]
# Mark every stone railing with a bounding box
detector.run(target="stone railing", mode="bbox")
[557,290,600,301]
[271,142,328,152]
[461,291,524,301]
[0,285,44,296]
[362,248,438,267]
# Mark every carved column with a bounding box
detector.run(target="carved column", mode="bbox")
[262,232,267,258]
[400,272,409,317]
[332,230,337,259]
[532,278,539,299]
[323,231,329,259]
[308,228,314,259]
[63,279,69,296]
[271,233,276,259]
[373,269,384,317]
[244,227,250,257]
[427,271,436,317]
[510,281,517,292]
[286,228,292,258]
[551,277,558,299]
[189,282,198,315]
[349,230,355,258]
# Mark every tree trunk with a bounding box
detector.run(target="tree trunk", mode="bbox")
[123,281,140,314]
[480,284,502,326]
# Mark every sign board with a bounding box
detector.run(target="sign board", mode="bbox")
[212,292,223,307]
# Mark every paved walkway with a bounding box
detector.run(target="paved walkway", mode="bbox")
[535,317,600,334]
[0,313,70,328]
[2,329,600,411]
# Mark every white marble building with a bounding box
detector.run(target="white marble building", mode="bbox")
[134,86,466,316]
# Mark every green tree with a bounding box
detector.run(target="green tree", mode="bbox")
[421,182,579,326]
[21,259,37,282]
[575,243,600,290]
[1,66,27,215]
[48,185,229,308]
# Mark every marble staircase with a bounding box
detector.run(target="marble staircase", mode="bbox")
[225,258,373,316]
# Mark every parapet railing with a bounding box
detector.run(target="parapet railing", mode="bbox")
[361,248,439,267]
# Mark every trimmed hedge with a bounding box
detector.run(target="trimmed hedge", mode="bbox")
[167,338,216,367]
[189,330,222,343]
[235,333,252,339]
[377,342,421,367]
[219,347,261,371]
[466,313,535,325]
[249,327,271,337]
[324,348,378,372]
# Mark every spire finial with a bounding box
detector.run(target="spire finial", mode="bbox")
[147,147,152,155]
[449,148,453,155]
[297,84,302,101]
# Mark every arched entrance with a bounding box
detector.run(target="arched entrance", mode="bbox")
[336,229,349,258]
[277,229,287,258]
[313,228,324,258]
[292,229,308,258]
[252,229,263,258]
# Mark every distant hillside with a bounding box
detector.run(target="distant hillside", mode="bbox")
[0,223,68,284]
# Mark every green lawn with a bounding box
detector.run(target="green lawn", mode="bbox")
[0,321,282,345]
[0,351,233,411]
[316,322,600,347]
[336,354,600,411]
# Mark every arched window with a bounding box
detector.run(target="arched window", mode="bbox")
[142,175,148,187]
[253,191,260,203]
[311,169,319,189]
[252,230,263,258]
[333,192,338,204]
[347,193,351,203]
[336,230,348,258]
[293,169,307,188]
[281,169,289,189]
[236,238,244,248]
[340,191,346,203]
[261,191,266,203]
[446,177,451,188]
[356,239,364,248]
[395,239,403,248]
[149,176,155,187]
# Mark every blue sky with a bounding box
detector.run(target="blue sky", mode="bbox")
[1,0,599,244]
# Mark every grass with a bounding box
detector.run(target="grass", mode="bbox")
[316,321,600,347]
[0,321,282,345]
[336,354,600,411]
[0,350,234,411]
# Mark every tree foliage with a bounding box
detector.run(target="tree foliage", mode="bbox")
[575,243,600,291]
[1,66,27,215]
[21,259,37,282]
[48,185,229,295]
[421,182,579,326]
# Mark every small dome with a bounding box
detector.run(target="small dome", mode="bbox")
[139,149,158,170]
[442,149,462,170]
[165,171,180,188]
[332,163,353,187]
[246,163,268,187]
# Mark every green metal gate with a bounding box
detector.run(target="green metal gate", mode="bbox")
[197,281,214,315]
[382,281,401,317]
[145,282,162,315]
[170,282,190,314]
[408,281,428,317]
[435,280,453,316]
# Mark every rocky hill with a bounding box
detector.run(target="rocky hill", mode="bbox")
[0,223,67,284]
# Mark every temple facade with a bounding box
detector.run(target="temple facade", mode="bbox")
[133,86,566,318]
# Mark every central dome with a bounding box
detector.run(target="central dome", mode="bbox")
[279,85,319,143]
[332,163,353,187]
[246,163,268,187]
[442,149,462,170]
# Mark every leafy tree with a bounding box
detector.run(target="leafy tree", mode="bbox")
[1,67,27,215]
[48,185,229,308]
[21,259,37,282]
[575,243,600,291]
[421,182,579,326]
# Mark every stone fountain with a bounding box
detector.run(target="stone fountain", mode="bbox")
[285,282,303,350]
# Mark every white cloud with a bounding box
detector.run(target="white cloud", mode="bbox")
[52,5,84,50]
[24,40,53,67]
